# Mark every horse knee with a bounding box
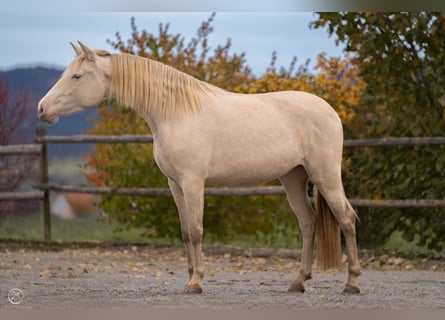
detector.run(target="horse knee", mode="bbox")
[323,197,357,237]
[300,221,315,238]
[339,220,356,237]
[181,225,203,244]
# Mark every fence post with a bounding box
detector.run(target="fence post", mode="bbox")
[36,126,51,241]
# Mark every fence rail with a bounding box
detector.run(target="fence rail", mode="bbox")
[343,136,445,147]
[2,127,445,241]
[0,144,42,155]
[0,191,45,201]
[35,134,445,147]
[35,134,154,144]
[33,183,445,208]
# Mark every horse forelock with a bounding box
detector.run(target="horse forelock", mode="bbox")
[109,54,221,118]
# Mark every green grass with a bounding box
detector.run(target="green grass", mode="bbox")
[0,214,156,243]
[0,213,301,248]
[0,214,434,255]
[382,230,433,255]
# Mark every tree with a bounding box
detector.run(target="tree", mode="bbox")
[236,52,365,127]
[109,14,253,91]
[312,13,445,250]
[0,77,37,216]
[83,14,363,245]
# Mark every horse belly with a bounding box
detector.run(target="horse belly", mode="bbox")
[207,165,296,187]
[206,136,303,187]
[204,97,309,186]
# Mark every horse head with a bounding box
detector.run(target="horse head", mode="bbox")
[38,42,111,124]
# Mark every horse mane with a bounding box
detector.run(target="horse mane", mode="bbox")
[109,54,222,118]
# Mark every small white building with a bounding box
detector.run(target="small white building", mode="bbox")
[51,193,101,219]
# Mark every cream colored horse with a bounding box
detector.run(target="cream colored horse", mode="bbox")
[38,42,361,294]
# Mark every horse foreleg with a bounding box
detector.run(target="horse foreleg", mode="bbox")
[168,179,194,284]
[174,176,205,294]
[279,166,315,293]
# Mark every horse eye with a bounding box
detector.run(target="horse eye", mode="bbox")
[72,74,82,80]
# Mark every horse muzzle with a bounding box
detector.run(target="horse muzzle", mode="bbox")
[38,102,59,124]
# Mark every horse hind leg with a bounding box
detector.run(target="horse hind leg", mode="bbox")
[342,199,362,293]
[279,166,316,293]
[322,190,361,293]
[308,163,362,293]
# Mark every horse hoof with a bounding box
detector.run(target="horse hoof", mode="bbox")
[288,281,305,293]
[343,284,361,294]
[184,283,203,294]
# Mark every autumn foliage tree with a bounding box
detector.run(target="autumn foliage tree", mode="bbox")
[83,14,364,243]
[312,12,445,250]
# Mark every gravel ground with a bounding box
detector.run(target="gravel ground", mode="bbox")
[0,242,444,309]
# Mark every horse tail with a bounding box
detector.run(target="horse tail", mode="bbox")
[314,186,342,270]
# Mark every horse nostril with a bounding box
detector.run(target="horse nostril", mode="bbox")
[39,105,44,115]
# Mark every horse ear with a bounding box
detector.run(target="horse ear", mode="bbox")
[70,42,82,56]
[78,41,96,61]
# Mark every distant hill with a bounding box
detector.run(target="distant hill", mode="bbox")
[0,66,97,158]
[1,66,61,98]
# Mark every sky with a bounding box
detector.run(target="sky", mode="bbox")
[1,0,442,75]
[0,5,346,77]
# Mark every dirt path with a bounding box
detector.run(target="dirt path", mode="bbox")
[0,242,444,309]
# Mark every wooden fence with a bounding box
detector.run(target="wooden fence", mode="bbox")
[1,126,445,240]
[0,127,51,239]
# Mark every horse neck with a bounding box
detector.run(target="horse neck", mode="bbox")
[136,107,162,137]
[108,53,222,135]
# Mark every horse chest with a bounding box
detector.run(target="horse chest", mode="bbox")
[152,136,212,182]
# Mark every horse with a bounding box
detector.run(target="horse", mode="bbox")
[38,42,362,294]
